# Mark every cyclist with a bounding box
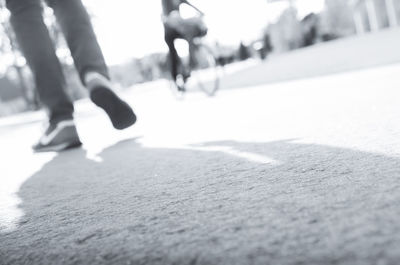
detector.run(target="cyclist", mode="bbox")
[161,0,207,88]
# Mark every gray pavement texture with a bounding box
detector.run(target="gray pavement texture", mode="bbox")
[2,30,400,264]
[1,139,400,265]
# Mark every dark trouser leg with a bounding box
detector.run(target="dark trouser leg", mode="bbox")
[188,40,197,69]
[6,0,74,124]
[46,0,109,85]
[165,29,181,81]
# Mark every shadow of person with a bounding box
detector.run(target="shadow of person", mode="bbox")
[2,139,400,265]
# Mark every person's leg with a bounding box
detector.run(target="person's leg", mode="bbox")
[45,0,109,84]
[165,27,181,81]
[46,0,136,130]
[6,0,81,152]
[6,0,74,124]
[188,40,197,69]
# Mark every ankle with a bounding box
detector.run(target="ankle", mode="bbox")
[84,72,112,91]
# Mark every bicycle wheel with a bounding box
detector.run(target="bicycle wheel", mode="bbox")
[188,44,220,96]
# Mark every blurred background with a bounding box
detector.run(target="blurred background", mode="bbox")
[0,0,399,116]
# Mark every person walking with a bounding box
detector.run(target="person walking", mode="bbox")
[6,0,137,152]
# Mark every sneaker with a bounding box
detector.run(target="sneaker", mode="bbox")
[86,73,136,130]
[33,120,82,153]
[175,74,187,92]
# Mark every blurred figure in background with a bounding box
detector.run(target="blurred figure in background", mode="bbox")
[161,0,207,88]
[6,0,136,152]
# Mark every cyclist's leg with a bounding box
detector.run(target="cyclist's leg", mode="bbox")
[164,28,180,81]
[188,39,197,69]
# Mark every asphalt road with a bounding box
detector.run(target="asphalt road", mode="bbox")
[1,61,400,264]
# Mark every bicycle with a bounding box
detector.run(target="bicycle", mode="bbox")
[169,17,221,97]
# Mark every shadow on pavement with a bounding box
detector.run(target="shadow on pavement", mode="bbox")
[1,139,400,265]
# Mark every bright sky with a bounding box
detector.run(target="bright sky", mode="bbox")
[82,0,324,65]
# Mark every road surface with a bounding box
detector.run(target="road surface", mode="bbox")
[1,58,400,264]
